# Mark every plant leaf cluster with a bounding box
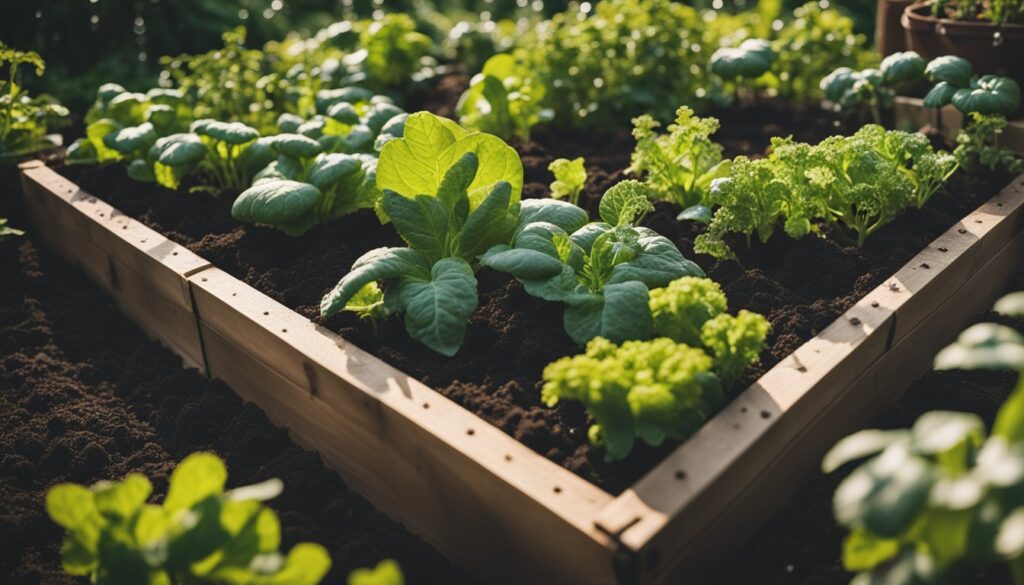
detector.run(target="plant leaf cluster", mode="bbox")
[0,44,69,163]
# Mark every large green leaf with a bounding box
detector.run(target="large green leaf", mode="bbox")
[456,181,517,260]
[320,247,431,316]
[823,430,912,473]
[382,190,450,263]
[399,257,479,356]
[164,452,227,512]
[519,198,589,234]
[563,281,653,345]
[231,180,323,237]
[833,445,934,537]
[608,234,705,289]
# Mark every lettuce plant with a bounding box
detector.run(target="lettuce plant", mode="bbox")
[648,276,769,387]
[356,14,434,90]
[696,126,957,258]
[548,157,587,207]
[824,292,1024,584]
[232,133,378,236]
[45,452,330,585]
[542,337,724,461]
[627,106,729,209]
[456,53,552,141]
[480,181,704,345]
[0,44,68,163]
[320,112,523,356]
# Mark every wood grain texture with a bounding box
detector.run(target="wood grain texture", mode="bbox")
[18,162,210,372]
[189,268,618,585]
[595,175,1024,584]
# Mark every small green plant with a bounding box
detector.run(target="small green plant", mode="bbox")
[480,181,704,345]
[821,51,926,124]
[0,44,68,162]
[710,38,776,102]
[151,120,275,192]
[547,157,587,207]
[695,126,957,257]
[456,53,552,141]
[923,55,1023,174]
[627,106,729,209]
[824,292,1024,584]
[648,276,769,388]
[231,134,379,236]
[348,560,405,585]
[543,336,724,461]
[356,14,434,90]
[320,112,523,356]
[45,452,330,584]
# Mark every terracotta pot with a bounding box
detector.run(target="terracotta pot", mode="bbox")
[876,0,915,56]
[902,2,1024,83]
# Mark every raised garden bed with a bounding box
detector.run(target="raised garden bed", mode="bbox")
[18,146,1024,583]
[894,96,1024,153]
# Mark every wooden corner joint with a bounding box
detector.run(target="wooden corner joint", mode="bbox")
[594,515,644,585]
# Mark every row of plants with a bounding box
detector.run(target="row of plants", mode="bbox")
[825,291,1024,583]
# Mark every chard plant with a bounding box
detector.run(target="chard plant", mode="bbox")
[548,157,587,207]
[627,106,729,210]
[480,181,704,345]
[824,292,1024,584]
[0,44,68,163]
[543,337,725,462]
[923,56,1024,174]
[45,452,331,585]
[821,51,926,124]
[320,112,523,356]
[695,126,957,258]
[232,133,378,236]
[456,53,552,141]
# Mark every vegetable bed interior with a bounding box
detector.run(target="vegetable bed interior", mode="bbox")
[5,0,1024,583]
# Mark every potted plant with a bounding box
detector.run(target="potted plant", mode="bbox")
[902,1,1024,82]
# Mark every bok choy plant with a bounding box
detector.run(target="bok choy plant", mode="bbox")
[480,180,704,345]
[320,112,523,356]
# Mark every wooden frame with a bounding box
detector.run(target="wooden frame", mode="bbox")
[18,161,1024,584]
[893,96,1024,153]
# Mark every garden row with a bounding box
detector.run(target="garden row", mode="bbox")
[5,0,1024,583]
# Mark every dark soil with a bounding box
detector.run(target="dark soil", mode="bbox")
[56,71,1011,493]
[714,308,1024,585]
[0,234,472,584]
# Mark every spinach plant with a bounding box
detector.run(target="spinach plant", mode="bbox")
[627,106,729,209]
[542,337,724,461]
[232,133,378,236]
[456,53,552,141]
[0,44,68,163]
[923,56,1023,174]
[46,452,330,584]
[824,292,1024,584]
[151,119,275,192]
[289,91,407,155]
[320,112,523,356]
[548,157,587,207]
[480,180,704,345]
[821,51,926,124]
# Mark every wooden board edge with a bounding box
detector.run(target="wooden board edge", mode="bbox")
[893,96,1024,152]
[596,175,1024,558]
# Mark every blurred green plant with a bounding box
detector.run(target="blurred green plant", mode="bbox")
[0,44,68,163]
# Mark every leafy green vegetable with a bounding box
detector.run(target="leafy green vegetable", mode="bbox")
[481,180,704,345]
[821,52,924,123]
[456,53,552,141]
[954,112,1024,175]
[696,126,957,257]
[0,43,68,163]
[357,14,434,89]
[628,106,729,208]
[548,157,587,207]
[46,452,331,584]
[648,276,769,387]
[542,337,724,461]
[710,38,777,100]
[824,293,1024,583]
[348,560,405,585]
[321,113,523,356]
[232,133,378,236]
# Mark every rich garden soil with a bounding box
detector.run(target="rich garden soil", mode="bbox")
[56,73,1012,493]
[714,305,1024,585]
[0,232,471,583]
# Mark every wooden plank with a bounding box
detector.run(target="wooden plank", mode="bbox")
[20,163,208,309]
[893,96,1024,153]
[190,268,618,585]
[655,229,1024,584]
[595,179,1024,583]
[18,162,210,372]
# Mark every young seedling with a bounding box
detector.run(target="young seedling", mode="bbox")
[548,157,587,207]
